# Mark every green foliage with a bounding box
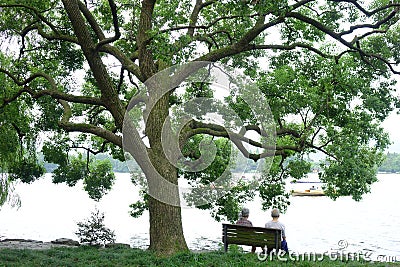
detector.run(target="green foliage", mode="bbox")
[286,158,312,181]
[0,67,44,185]
[0,176,8,207]
[84,159,115,201]
[0,174,20,208]
[227,96,256,125]
[52,154,115,201]
[35,96,64,131]
[42,141,69,167]
[9,159,45,184]
[195,180,256,223]
[94,153,129,172]
[259,156,291,213]
[52,154,87,186]
[75,208,116,247]
[129,190,149,218]
[257,48,396,202]
[180,135,233,186]
[179,135,257,221]
[0,247,395,267]
[320,146,384,201]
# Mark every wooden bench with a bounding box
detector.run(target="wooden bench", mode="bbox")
[222,223,281,252]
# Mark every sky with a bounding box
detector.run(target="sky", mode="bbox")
[381,75,400,153]
[382,110,400,153]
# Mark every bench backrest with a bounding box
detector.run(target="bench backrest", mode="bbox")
[222,223,281,252]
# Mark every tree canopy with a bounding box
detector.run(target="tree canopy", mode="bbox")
[1,0,400,254]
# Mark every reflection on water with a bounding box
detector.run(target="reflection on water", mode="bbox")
[283,173,400,258]
[128,236,220,251]
[129,235,148,250]
[0,173,399,258]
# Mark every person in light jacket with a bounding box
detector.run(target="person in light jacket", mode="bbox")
[265,208,289,253]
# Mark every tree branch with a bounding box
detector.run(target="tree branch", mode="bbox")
[157,12,261,37]
[276,128,301,138]
[58,100,122,147]
[71,141,110,155]
[36,24,79,43]
[62,0,126,128]
[305,141,337,160]
[99,45,143,82]
[329,0,400,17]
[0,68,104,108]
[137,0,157,78]
[0,3,59,33]
[287,11,400,74]
[252,42,332,58]
[0,4,78,45]
[195,16,285,62]
[94,0,121,51]
[188,0,205,37]
[184,120,302,161]
[339,6,399,37]
[77,0,105,40]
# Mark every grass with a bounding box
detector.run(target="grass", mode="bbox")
[0,246,399,267]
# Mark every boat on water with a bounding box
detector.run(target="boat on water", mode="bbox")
[291,188,325,196]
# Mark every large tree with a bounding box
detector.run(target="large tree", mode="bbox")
[0,0,399,255]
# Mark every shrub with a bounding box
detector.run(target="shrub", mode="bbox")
[75,208,116,247]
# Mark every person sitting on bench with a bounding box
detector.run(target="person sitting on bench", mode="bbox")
[236,207,256,253]
[265,208,289,253]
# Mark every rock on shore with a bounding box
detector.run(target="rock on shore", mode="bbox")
[0,238,80,250]
[0,238,132,250]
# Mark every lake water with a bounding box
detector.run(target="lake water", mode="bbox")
[0,173,399,260]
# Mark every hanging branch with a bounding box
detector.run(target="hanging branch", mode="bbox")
[11,123,25,159]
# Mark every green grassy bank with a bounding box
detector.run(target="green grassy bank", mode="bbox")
[0,246,398,267]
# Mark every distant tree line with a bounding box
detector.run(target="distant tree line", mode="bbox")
[43,153,258,174]
[378,153,400,173]
[42,152,399,174]
[42,153,130,173]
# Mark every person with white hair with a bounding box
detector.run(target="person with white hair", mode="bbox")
[236,207,252,226]
[265,208,289,253]
[236,207,256,253]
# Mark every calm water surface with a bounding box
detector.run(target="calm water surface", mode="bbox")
[1,173,399,259]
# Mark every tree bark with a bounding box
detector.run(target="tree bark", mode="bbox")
[61,0,125,128]
[145,88,189,254]
[147,151,188,254]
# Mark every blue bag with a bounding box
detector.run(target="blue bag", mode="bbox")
[281,240,289,252]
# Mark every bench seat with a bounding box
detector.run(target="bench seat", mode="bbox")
[222,223,281,252]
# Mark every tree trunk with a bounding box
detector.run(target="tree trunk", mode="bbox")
[148,198,188,254]
[147,155,188,254]
[145,91,189,255]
